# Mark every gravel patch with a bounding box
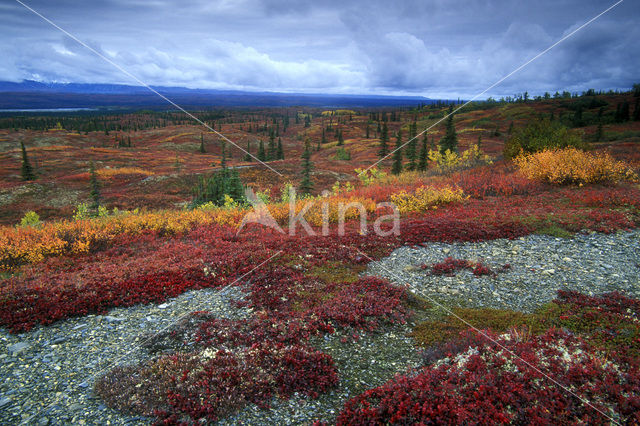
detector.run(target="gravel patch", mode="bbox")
[0,285,250,425]
[368,229,640,312]
[217,324,420,426]
[0,281,420,426]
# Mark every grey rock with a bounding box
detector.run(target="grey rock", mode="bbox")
[7,342,30,356]
[0,397,11,409]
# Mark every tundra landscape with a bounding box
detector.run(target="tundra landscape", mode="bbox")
[1,0,639,425]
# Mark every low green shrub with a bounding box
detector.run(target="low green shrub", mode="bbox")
[504,119,586,160]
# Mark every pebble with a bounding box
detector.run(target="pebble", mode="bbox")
[0,397,11,409]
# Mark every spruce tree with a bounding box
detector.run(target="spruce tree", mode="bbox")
[258,140,266,161]
[365,124,370,139]
[406,120,417,171]
[378,122,389,158]
[277,137,284,159]
[439,106,458,154]
[299,138,314,195]
[321,128,327,144]
[595,123,603,141]
[224,168,245,203]
[267,131,277,160]
[615,103,622,122]
[620,101,630,122]
[220,141,227,169]
[337,129,344,146]
[244,141,252,161]
[391,130,403,175]
[20,141,35,181]
[633,97,640,121]
[417,132,428,171]
[89,160,101,212]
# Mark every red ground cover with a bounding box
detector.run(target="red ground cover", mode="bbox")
[337,292,640,425]
[1,183,639,333]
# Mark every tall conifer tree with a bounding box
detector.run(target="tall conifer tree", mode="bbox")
[392,130,403,175]
[20,141,35,181]
[439,106,458,154]
[300,138,314,195]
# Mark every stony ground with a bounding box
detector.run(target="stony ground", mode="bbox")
[1,229,638,425]
[369,229,640,312]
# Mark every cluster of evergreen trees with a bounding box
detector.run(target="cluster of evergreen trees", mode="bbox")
[382,105,458,175]
[192,167,245,207]
[116,134,132,148]
[192,141,246,206]
[250,133,285,162]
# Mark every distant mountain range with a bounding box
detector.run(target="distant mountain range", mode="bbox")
[0,80,435,109]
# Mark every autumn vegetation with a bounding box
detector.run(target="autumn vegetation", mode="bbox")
[1,87,640,423]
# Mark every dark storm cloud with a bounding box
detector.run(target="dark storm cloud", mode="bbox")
[0,0,637,97]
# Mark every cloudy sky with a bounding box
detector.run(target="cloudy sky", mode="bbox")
[1,0,638,98]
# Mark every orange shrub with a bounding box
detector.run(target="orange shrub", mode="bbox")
[97,167,154,179]
[515,148,638,185]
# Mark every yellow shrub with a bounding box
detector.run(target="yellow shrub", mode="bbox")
[514,148,638,185]
[391,185,467,213]
[428,149,460,170]
[428,144,492,172]
[355,167,388,186]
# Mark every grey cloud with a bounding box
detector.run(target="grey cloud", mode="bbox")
[0,0,637,97]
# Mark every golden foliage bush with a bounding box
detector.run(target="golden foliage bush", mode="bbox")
[391,185,467,213]
[514,148,638,185]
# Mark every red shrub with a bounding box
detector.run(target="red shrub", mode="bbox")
[452,166,543,199]
[430,257,472,276]
[337,329,640,425]
[2,184,639,333]
[157,343,338,424]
